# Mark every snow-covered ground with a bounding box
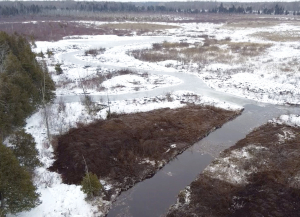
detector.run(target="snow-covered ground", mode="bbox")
[51,21,300,105]
[35,20,300,105]
[14,19,300,217]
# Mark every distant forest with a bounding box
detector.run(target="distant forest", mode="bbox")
[1,1,300,17]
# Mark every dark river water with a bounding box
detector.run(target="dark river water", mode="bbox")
[56,36,300,217]
[107,104,299,217]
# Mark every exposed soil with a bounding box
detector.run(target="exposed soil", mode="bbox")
[49,105,241,196]
[167,122,300,217]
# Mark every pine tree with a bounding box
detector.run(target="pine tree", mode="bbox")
[9,129,42,173]
[80,172,102,199]
[0,52,34,137]
[0,32,55,139]
[0,143,40,215]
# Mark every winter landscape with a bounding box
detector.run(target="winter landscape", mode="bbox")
[1,1,300,217]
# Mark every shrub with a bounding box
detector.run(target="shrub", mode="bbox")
[84,48,106,57]
[36,51,45,58]
[46,49,53,58]
[55,63,63,75]
[81,172,103,199]
[81,94,104,115]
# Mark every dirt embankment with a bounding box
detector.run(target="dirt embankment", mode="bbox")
[49,105,241,196]
[167,122,300,217]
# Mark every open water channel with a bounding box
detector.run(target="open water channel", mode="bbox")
[57,36,299,217]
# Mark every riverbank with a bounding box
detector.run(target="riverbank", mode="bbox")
[167,114,300,217]
[49,104,242,213]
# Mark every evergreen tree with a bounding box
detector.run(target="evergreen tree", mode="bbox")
[246,6,252,13]
[219,3,225,13]
[80,172,102,198]
[9,129,41,173]
[0,143,40,215]
[0,52,35,138]
[0,32,55,140]
[229,5,236,13]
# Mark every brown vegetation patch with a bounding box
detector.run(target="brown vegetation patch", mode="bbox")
[167,122,300,217]
[250,31,300,42]
[60,69,137,92]
[84,47,106,56]
[0,21,107,41]
[49,105,240,191]
[224,20,279,29]
[96,23,178,36]
[99,23,178,31]
[129,38,271,65]
[0,20,177,41]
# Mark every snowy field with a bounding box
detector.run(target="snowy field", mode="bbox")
[13,18,300,217]
[35,20,300,105]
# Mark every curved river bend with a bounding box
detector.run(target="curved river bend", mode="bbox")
[56,36,299,217]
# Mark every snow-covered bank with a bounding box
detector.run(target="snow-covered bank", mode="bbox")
[167,114,300,216]
[271,114,300,127]
[16,89,241,217]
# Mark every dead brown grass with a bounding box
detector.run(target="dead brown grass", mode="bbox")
[84,47,106,56]
[227,41,272,56]
[250,31,300,42]
[49,105,241,189]
[224,21,279,29]
[167,122,300,217]
[129,38,271,65]
[0,21,107,41]
[0,21,176,41]
[99,23,178,35]
[78,69,138,91]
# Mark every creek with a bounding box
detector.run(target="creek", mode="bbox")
[56,36,299,217]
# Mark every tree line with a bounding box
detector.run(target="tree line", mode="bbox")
[0,32,55,139]
[0,1,300,17]
[209,3,289,15]
[0,32,55,216]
